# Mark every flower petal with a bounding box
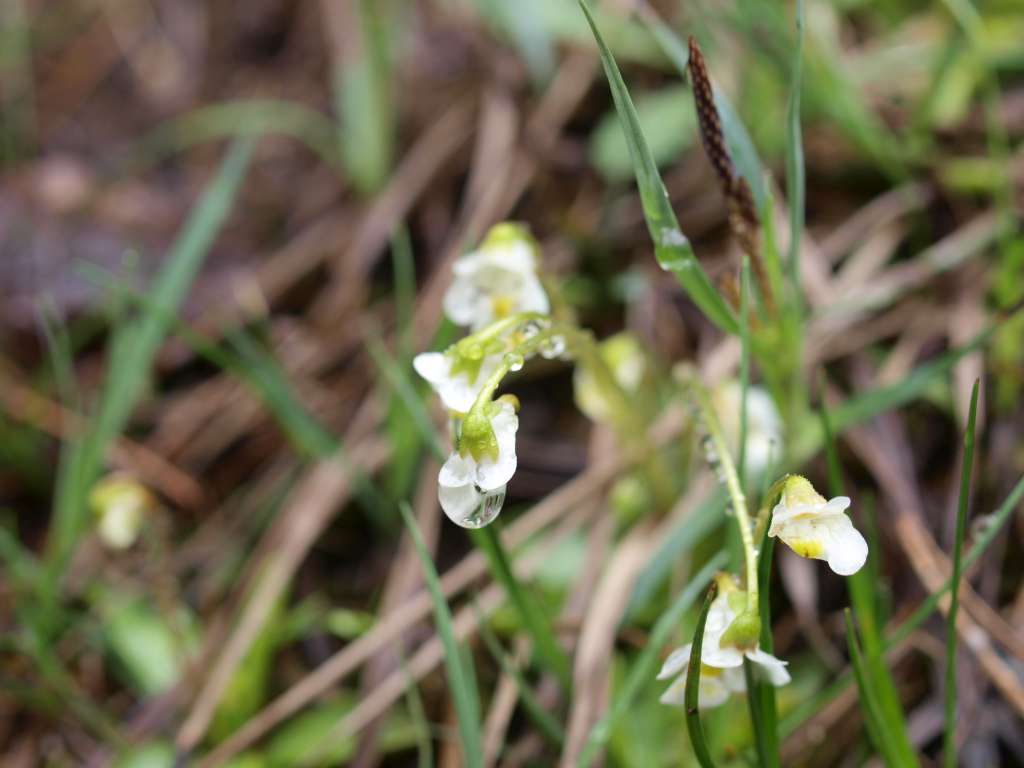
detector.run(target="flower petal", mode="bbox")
[439,451,476,489]
[745,648,792,687]
[474,403,518,490]
[412,352,449,385]
[772,513,868,576]
[438,478,483,527]
[658,669,731,709]
[657,645,691,680]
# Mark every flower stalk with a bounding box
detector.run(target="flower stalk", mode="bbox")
[687,374,759,617]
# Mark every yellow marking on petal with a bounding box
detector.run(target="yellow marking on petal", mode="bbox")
[700,664,723,678]
[789,538,824,558]
[492,295,515,318]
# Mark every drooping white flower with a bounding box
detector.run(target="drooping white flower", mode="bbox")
[658,591,790,709]
[657,643,746,708]
[90,474,153,550]
[438,400,519,528]
[768,475,868,576]
[414,350,502,414]
[711,381,783,480]
[442,223,550,331]
[573,333,646,423]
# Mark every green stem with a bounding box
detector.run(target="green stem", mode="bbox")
[688,376,758,612]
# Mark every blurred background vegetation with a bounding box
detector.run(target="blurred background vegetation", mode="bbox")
[0,0,1022,765]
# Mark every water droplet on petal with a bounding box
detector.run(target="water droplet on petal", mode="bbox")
[540,335,567,359]
[456,487,505,528]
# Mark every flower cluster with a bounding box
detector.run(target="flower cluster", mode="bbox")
[414,223,549,528]
[659,578,790,709]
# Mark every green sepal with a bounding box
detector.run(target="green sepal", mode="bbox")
[720,608,761,651]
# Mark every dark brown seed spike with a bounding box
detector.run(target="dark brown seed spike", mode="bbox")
[687,37,732,189]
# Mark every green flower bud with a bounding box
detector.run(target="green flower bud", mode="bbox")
[459,405,500,462]
[720,609,761,651]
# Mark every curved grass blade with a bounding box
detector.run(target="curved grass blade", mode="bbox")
[471,525,572,691]
[44,139,253,594]
[746,505,780,768]
[785,0,806,301]
[400,503,483,768]
[475,602,566,747]
[577,0,737,334]
[685,583,718,768]
[821,377,918,766]
[843,610,916,766]
[579,553,725,767]
[944,378,979,768]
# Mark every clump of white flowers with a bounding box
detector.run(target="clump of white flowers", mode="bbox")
[659,577,790,709]
[769,475,868,576]
[90,474,153,550]
[415,222,558,528]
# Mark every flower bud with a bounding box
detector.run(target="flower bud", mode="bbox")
[90,474,153,550]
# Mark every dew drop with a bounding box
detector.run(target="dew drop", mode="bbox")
[505,352,525,372]
[540,335,567,359]
[456,487,506,529]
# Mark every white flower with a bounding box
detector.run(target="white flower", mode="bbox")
[443,225,550,331]
[657,644,746,708]
[573,333,646,423]
[711,381,783,480]
[414,350,502,413]
[768,476,868,576]
[658,592,790,709]
[90,475,153,550]
[438,401,519,528]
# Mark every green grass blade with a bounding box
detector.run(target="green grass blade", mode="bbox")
[136,100,340,172]
[475,604,566,747]
[400,503,483,768]
[738,257,751,481]
[577,0,737,334]
[337,0,396,193]
[794,327,991,461]
[45,138,253,588]
[747,512,780,767]
[890,471,1024,649]
[821,376,918,765]
[364,329,446,462]
[638,12,767,215]
[623,492,726,622]
[685,583,719,768]
[785,0,806,300]
[843,610,899,762]
[470,525,572,691]
[944,378,979,768]
[579,553,725,767]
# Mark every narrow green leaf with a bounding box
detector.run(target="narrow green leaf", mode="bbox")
[738,257,751,481]
[580,553,725,766]
[638,12,768,214]
[748,512,780,767]
[471,525,572,691]
[944,378,979,768]
[843,610,913,765]
[785,0,806,304]
[400,503,483,768]
[577,0,737,334]
[822,377,918,766]
[45,139,253,592]
[685,583,718,768]
[338,0,396,193]
[475,605,566,747]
